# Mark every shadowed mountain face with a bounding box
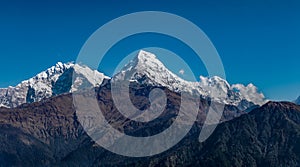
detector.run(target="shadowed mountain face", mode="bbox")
[0,81,242,166]
[85,102,300,167]
[0,94,85,166]
[0,81,299,166]
[194,102,300,167]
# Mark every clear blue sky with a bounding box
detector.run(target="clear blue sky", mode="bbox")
[0,0,299,101]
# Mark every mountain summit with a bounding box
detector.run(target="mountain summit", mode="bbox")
[114,50,267,109]
[0,62,109,108]
[113,50,206,95]
[0,50,266,109]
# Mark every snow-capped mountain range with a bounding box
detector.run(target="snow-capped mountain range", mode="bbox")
[0,50,267,109]
[114,50,267,108]
[0,62,108,108]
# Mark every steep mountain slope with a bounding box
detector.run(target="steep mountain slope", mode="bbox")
[195,102,300,167]
[0,76,298,166]
[0,62,109,108]
[114,50,266,109]
[0,93,89,165]
[113,50,206,95]
[87,102,300,167]
[295,96,300,105]
[0,80,245,166]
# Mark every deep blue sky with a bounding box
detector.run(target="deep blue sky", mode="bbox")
[0,0,299,101]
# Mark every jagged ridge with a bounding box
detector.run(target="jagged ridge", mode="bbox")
[0,62,109,108]
[0,50,266,109]
[113,50,267,109]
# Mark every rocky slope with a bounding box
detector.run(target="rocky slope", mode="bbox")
[0,80,244,166]
[197,101,300,167]
[0,84,298,166]
[87,101,300,167]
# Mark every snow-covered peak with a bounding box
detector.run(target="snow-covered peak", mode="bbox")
[137,50,157,60]
[120,50,168,74]
[199,75,267,106]
[30,62,74,84]
[231,83,267,106]
[71,64,110,91]
[0,62,109,108]
[113,50,267,108]
[134,50,162,69]
[114,50,206,95]
[0,50,267,109]
[200,76,230,93]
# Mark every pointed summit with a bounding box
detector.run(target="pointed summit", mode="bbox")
[113,50,206,95]
[113,50,267,108]
[137,50,157,60]
[128,50,166,73]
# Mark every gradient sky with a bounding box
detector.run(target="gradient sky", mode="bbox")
[0,0,299,101]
